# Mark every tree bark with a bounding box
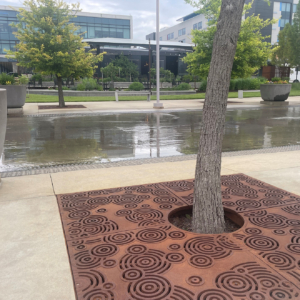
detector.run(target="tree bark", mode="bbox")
[57,76,65,108]
[192,0,245,234]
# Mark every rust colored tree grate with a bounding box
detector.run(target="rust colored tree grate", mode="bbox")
[56,174,300,300]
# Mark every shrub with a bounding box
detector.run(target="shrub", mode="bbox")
[128,82,144,91]
[173,83,192,90]
[0,73,15,85]
[96,84,103,91]
[18,75,29,85]
[271,77,281,82]
[114,77,127,82]
[62,86,69,90]
[76,83,85,91]
[82,78,98,90]
[292,82,300,90]
[109,87,116,91]
[199,80,207,92]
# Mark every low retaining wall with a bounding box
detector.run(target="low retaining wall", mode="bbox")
[29,90,196,97]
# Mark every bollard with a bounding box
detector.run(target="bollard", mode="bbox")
[147,93,150,102]
[115,91,119,102]
[238,90,243,99]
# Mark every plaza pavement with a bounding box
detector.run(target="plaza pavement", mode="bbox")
[1,96,300,299]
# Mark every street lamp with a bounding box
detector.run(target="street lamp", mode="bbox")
[153,0,164,109]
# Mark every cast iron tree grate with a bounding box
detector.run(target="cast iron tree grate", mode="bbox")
[56,174,300,299]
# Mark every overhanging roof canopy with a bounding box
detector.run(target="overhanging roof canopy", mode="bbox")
[83,38,193,51]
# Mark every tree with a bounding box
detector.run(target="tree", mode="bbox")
[101,63,119,82]
[184,0,275,79]
[113,54,139,81]
[271,23,293,67]
[7,0,104,107]
[290,1,300,68]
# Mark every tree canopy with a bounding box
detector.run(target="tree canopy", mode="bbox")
[183,0,275,79]
[7,0,104,106]
[113,54,139,81]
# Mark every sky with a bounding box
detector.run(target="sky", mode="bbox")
[1,0,195,39]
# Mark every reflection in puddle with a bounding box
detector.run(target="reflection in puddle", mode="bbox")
[2,106,300,171]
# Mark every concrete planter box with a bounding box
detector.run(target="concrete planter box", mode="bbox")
[260,84,292,101]
[0,89,7,183]
[0,85,27,108]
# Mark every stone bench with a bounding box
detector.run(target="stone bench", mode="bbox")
[115,91,151,102]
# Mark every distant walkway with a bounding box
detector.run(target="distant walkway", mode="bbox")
[21,96,300,115]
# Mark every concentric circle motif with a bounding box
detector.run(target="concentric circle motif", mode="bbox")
[91,244,118,257]
[260,198,284,207]
[248,213,288,229]
[151,189,171,197]
[122,269,144,281]
[222,201,235,207]
[236,199,261,210]
[74,251,102,269]
[125,204,137,209]
[166,253,185,263]
[127,245,147,255]
[290,228,300,235]
[83,289,115,300]
[97,208,107,213]
[128,275,171,300]
[141,204,150,208]
[272,230,286,235]
[103,282,115,290]
[186,275,204,286]
[189,254,214,268]
[102,259,117,268]
[68,210,90,219]
[286,219,300,226]
[165,181,194,192]
[245,228,262,235]
[136,229,167,243]
[115,209,132,216]
[83,215,107,225]
[103,232,134,245]
[287,243,300,254]
[168,244,181,251]
[197,289,233,300]
[153,196,178,204]
[87,197,111,205]
[262,251,295,270]
[244,235,279,251]
[215,271,255,294]
[249,292,266,300]
[270,289,293,300]
[159,204,173,209]
[169,231,186,239]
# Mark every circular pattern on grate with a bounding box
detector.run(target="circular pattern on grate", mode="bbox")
[197,289,232,300]
[169,231,186,239]
[166,253,185,263]
[244,235,279,251]
[189,254,214,268]
[245,228,262,235]
[261,251,295,270]
[136,228,167,243]
[122,269,144,281]
[236,199,261,211]
[186,275,204,286]
[103,233,134,245]
[248,212,288,229]
[91,244,118,257]
[128,275,171,300]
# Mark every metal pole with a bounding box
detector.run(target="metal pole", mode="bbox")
[154,0,163,108]
[149,39,152,94]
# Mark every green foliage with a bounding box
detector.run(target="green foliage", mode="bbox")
[97,85,103,91]
[271,77,281,82]
[101,63,119,82]
[113,54,139,80]
[128,82,144,91]
[76,83,85,91]
[150,68,175,83]
[199,80,207,91]
[18,75,29,84]
[183,0,275,79]
[61,86,69,90]
[114,77,127,82]
[82,78,98,90]
[0,73,15,85]
[6,0,104,106]
[173,83,192,90]
[31,73,43,82]
[292,82,300,90]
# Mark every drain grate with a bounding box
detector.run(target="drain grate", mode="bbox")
[56,174,300,299]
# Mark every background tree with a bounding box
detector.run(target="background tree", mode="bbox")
[101,63,119,82]
[113,54,139,81]
[184,0,275,79]
[7,0,104,107]
[290,1,300,68]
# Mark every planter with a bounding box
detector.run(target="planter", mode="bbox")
[0,89,7,183]
[260,84,292,101]
[0,85,27,108]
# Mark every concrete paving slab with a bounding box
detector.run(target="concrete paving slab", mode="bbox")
[0,174,54,202]
[0,195,75,300]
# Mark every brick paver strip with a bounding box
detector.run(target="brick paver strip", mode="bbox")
[56,174,300,299]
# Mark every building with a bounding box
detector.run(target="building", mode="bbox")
[245,0,299,45]
[0,5,133,73]
[146,12,208,44]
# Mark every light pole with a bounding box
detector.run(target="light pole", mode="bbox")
[153,0,164,109]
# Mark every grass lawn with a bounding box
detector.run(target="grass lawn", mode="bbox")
[25,89,300,103]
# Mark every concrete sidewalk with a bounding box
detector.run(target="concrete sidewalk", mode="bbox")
[22,96,300,115]
[1,149,300,299]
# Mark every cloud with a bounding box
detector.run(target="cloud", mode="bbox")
[1,0,194,39]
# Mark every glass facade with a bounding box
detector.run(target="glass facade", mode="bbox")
[0,9,131,54]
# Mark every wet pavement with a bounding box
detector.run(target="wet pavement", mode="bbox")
[2,105,300,172]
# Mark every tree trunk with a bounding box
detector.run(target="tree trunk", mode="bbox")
[192,0,245,234]
[57,76,65,108]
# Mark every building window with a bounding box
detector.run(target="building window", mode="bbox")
[159,37,162,41]
[167,32,174,40]
[178,28,185,36]
[280,2,291,12]
[193,23,197,30]
[198,22,202,29]
[294,4,298,13]
[279,18,289,27]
